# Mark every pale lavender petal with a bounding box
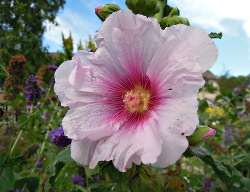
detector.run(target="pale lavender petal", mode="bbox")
[62,103,123,141]
[89,112,162,172]
[163,24,218,72]
[95,9,163,76]
[71,138,98,165]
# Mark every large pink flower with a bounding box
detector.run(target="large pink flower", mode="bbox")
[54,10,218,172]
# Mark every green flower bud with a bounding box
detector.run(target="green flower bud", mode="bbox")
[101,163,137,183]
[163,6,180,17]
[129,165,165,192]
[125,0,160,17]
[187,125,216,147]
[95,4,121,21]
[160,16,190,29]
[165,171,188,192]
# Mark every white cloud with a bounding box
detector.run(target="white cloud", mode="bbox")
[169,0,250,37]
[80,0,102,10]
[44,9,99,52]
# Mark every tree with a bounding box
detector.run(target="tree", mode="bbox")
[62,32,73,59]
[217,72,250,96]
[0,0,65,73]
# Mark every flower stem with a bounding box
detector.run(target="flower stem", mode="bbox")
[0,62,9,75]
[30,130,50,175]
[9,130,23,156]
[154,0,166,23]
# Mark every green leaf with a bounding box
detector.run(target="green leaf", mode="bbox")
[44,146,74,192]
[184,148,232,184]
[0,166,14,192]
[240,177,250,190]
[14,177,39,192]
[84,165,100,179]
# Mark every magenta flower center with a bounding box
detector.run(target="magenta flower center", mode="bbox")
[123,86,150,112]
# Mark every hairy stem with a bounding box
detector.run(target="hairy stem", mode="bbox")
[154,0,166,22]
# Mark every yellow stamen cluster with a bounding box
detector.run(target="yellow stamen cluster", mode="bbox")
[123,86,150,112]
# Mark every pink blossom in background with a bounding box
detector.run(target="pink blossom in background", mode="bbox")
[54,10,218,172]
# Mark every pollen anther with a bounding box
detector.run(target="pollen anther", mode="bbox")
[123,86,150,112]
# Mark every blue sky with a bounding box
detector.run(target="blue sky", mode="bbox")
[43,0,250,77]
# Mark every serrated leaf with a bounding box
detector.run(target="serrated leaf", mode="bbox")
[183,148,232,184]
[44,146,74,192]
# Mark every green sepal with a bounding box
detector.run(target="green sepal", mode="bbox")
[125,0,160,17]
[97,4,121,21]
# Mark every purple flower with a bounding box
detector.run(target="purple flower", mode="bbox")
[236,111,245,118]
[24,75,42,103]
[93,174,101,182]
[72,175,85,186]
[43,111,50,119]
[47,65,58,71]
[36,162,43,168]
[223,126,234,146]
[233,87,242,94]
[202,177,212,192]
[220,99,228,105]
[50,127,71,148]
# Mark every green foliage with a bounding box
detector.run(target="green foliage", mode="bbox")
[209,32,223,39]
[217,72,250,96]
[0,0,65,73]
[62,32,73,59]
[184,148,233,184]
[14,177,39,192]
[77,40,84,51]
[160,5,190,29]
[125,0,160,17]
[0,166,15,191]
[44,146,74,192]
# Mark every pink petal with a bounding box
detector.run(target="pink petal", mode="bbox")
[89,112,162,172]
[94,9,163,77]
[62,103,123,141]
[202,128,216,138]
[153,102,198,167]
[54,57,101,107]
[71,138,98,165]
[163,24,218,72]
